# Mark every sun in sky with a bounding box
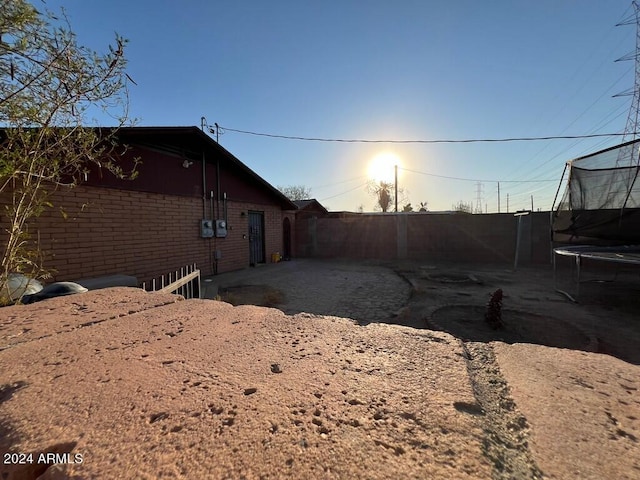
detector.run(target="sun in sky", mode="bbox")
[367,151,401,184]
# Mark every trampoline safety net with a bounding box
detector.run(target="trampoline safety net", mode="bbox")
[553,138,640,243]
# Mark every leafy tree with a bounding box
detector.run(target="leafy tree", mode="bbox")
[402,203,413,212]
[0,0,134,303]
[277,184,312,201]
[418,201,428,212]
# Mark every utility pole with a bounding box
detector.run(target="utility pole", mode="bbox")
[394,164,398,212]
[497,182,500,213]
[531,195,534,211]
[506,193,509,213]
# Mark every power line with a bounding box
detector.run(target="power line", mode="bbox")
[218,125,633,144]
[311,174,368,190]
[319,182,370,202]
[399,167,557,183]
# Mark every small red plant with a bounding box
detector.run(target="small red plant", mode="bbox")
[485,288,504,330]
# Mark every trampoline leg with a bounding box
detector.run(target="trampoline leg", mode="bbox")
[575,254,581,301]
[554,250,578,303]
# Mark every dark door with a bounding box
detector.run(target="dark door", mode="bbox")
[283,217,291,260]
[248,211,265,266]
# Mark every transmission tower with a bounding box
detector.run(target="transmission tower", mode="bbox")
[616,1,640,167]
[474,182,484,214]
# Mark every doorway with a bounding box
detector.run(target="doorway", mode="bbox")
[283,217,292,260]
[248,211,265,266]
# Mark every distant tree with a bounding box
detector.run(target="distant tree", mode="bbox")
[402,203,413,212]
[366,181,392,212]
[356,204,364,213]
[366,180,408,212]
[452,201,473,213]
[418,201,428,212]
[0,0,135,304]
[277,185,312,201]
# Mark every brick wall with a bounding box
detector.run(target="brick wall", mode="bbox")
[217,201,285,272]
[0,185,286,286]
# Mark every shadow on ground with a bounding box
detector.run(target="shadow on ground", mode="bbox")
[426,306,593,350]
[217,285,285,308]
[207,259,640,366]
[391,262,640,366]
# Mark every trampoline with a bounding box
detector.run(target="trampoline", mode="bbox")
[553,244,640,302]
[550,139,640,301]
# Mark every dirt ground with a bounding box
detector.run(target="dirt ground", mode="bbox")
[398,260,640,365]
[215,259,640,366]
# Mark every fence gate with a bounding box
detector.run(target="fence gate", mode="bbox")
[142,263,201,299]
[248,211,265,266]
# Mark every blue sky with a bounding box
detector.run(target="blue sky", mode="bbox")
[44,0,636,212]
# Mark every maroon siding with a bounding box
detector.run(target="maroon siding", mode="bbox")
[85,145,202,197]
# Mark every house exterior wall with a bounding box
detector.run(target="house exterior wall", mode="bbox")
[0,184,285,286]
[282,211,296,259]
[220,200,284,272]
[85,143,285,207]
[1,129,293,286]
[84,144,203,197]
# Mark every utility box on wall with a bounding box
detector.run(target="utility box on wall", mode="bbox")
[215,219,228,238]
[200,219,214,238]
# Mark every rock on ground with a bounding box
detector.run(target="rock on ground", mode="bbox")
[495,343,640,480]
[1,288,491,479]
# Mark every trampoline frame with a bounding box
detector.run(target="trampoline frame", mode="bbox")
[553,245,640,302]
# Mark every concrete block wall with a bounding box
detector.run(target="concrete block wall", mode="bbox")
[304,215,397,260]
[299,211,553,265]
[531,212,553,264]
[0,185,286,286]
[406,213,516,263]
[294,215,313,257]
